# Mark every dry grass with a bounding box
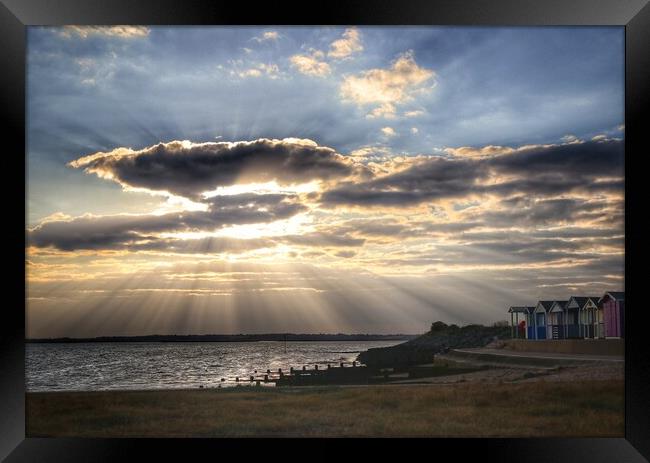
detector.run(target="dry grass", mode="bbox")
[26,380,624,437]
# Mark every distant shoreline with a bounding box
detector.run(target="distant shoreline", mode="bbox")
[26,334,417,344]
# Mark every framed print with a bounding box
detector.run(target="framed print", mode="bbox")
[1,0,649,460]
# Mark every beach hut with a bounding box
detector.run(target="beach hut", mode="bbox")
[532,301,555,339]
[599,291,625,338]
[524,306,535,339]
[582,296,601,338]
[547,301,568,339]
[508,306,534,339]
[566,296,598,339]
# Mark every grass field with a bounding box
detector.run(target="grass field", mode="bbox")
[26,380,624,437]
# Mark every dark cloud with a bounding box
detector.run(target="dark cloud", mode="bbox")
[321,139,624,207]
[487,176,624,198]
[27,191,369,253]
[475,197,620,227]
[70,139,363,199]
[374,227,623,270]
[382,245,603,268]
[328,218,482,239]
[460,227,623,243]
[415,221,484,235]
[328,219,408,237]
[28,193,306,251]
[32,139,623,257]
[529,227,624,240]
[489,139,623,176]
[282,233,365,247]
[321,156,485,206]
[334,250,357,258]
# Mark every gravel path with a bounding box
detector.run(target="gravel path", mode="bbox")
[455,348,624,362]
[390,362,623,385]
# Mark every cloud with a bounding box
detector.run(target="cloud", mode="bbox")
[130,236,276,254]
[289,50,331,77]
[69,138,362,199]
[474,197,620,227]
[323,154,486,206]
[381,127,397,137]
[289,28,362,79]
[252,31,280,42]
[488,138,623,177]
[328,28,363,59]
[282,233,365,247]
[411,127,419,134]
[321,139,624,207]
[322,218,483,241]
[238,63,280,79]
[239,68,263,78]
[289,28,363,78]
[444,145,515,158]
[28,220,370,255]
[348,145,394,160]
[366,103,397,119]
[28,193,307,251]
[404,110,425,118]
[60,26,150,39]
[340,51,435,116]
[334,250,357,258]
[561,134,580,143]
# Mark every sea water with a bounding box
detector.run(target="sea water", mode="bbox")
[26,340,404,391]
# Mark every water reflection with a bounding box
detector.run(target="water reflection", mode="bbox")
[26,340,404,391]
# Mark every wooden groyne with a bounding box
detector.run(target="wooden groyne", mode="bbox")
[215,361,379,388]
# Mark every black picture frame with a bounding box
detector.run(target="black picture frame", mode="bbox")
[2,0,649,460]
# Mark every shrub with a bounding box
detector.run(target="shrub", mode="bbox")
[430,321,449,332]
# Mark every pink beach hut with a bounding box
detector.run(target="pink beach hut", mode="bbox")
[599,291,625,338]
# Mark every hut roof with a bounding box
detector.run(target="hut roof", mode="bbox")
[568,296,600,309]
[536,300,555,312]
[551,300,569,310]
[598,291,625,303]
[508,306,535,314]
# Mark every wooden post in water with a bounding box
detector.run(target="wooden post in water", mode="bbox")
[250,376,254,382]
[235,377,239,382]
[302,365,306,371]
[264,374,268,382]
[353,361,357,367]
[340,362,344,368]
[315,364,319,371]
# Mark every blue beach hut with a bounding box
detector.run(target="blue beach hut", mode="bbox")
[532,301,555,339]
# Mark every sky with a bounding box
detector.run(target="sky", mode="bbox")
[26,26,624,338]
